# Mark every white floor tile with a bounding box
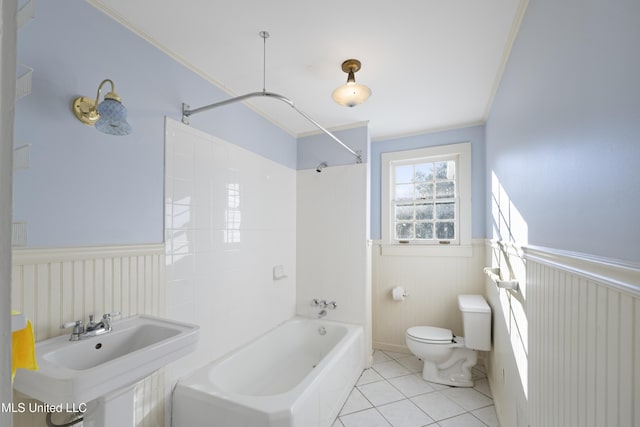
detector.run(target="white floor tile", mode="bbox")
[340,408,392,427]
[358,380,405,406]
[373,360,411,379]
[410,391,466,421]
[471,405,500,427]
[472,367,487,381]
[339,357,499,427]
[376,399,435,427]
[440,387,493,411]
[473,363,487,375]
[425,380,452,391]
[395,356,424,373]
[472,378,492,398]
[383,350,413,360]
[436,412,487,427]
[340,387,372,415]
[357,368,384,386]
[372,350,392,363]
[388,374,436,397]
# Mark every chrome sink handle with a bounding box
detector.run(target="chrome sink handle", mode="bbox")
[326,301,337,310]
[60,320,85,341]
[102,311,121,329]
[87,314,97,329]
[61,320,84,331]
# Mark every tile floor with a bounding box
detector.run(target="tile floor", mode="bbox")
[332,350,499,427]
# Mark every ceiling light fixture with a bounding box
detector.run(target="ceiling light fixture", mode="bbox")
[182,31,362,164]
[72,79,132,136]
[331,59,371,107]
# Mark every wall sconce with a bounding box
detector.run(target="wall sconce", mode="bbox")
[72,79,132,135]
[331,59,371,107]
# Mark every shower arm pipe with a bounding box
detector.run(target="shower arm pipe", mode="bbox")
[182,91,362,164]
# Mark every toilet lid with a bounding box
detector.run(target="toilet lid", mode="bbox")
[407,326,453,343]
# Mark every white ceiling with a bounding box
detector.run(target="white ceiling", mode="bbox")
[89,0,526,141]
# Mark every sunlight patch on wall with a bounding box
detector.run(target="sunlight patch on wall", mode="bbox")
[490,170,529,399]
[491,171,528,245]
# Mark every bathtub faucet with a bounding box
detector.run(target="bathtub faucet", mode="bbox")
[312,299,337,318]
[311,299,338,310]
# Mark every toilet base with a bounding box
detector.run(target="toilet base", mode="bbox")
[420,348,477,388]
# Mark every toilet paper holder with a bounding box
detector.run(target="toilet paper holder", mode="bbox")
[483,267,519,291]
[391,286,409,301]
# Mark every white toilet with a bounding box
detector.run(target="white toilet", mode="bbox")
[406,294,491,387]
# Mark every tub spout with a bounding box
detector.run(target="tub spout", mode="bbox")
[318,309,327,318]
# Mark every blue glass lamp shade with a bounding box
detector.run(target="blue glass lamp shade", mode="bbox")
[95,97,132,136]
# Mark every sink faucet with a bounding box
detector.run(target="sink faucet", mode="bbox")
[61,311,120,341]
[318,309,327,319]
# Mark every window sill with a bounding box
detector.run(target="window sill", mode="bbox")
[379,243,473,257]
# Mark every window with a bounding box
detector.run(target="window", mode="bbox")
[381,142,471,253]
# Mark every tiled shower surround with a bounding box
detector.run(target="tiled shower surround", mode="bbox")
[163,118,297,391]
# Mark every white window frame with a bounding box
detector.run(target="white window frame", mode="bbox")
[381,142,472,256]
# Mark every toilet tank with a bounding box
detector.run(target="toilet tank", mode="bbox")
[458,294,491,351]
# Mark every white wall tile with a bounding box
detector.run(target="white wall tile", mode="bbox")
[296,165,369,325]
[164,119,297,403]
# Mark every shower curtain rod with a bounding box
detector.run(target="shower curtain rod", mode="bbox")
[181,91,363,164]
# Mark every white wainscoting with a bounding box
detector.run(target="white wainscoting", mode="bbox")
[11,244,166,427]
[372,240,486,353]
[486,241,640,427]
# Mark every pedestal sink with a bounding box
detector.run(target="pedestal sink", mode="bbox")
[13,314,199,427]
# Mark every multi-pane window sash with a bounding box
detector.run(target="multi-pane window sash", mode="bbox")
[391,156,459,244]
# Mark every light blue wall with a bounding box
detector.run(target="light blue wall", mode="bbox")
[370,126,486,240]
[14,1,296,247]
[297,125,369,170]
[485,0,640,262]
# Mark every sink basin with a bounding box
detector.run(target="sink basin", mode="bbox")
[13,314,199,406]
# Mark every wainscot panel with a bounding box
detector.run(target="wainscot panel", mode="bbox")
[11,244,166,427]
[486,241,640,427]
[372,239,486,353]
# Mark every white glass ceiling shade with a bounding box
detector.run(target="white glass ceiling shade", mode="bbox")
[331,81,371,107]
[332,59,371,107]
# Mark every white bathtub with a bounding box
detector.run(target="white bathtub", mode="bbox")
[172,317,365,427]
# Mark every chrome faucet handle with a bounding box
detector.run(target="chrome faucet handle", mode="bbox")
[61,320,82,329]
[61,320,85,336]
[102,311,121,319]
[87,314,97,328]
[311,299,326,307]
[101,311,121,328]
[326,301,337,310]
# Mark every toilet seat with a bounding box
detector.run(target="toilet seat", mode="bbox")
[407,326,454,344]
